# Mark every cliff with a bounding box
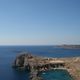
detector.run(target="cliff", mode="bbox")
[12,52,65,80]
[12,52,80,80]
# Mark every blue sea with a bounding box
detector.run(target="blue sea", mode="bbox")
[0,46,80,80]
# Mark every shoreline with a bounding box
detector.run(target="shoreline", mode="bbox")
[12,53,80,80]
[56,57,80,80]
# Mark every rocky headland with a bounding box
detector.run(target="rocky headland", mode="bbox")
[12,52,80,80]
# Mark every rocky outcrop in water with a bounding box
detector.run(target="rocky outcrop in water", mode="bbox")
[13,52,80,80]
[12,52,65,80]
[12,53,44,80]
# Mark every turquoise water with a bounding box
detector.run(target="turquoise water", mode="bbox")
[40,69,73,80]
[0,46,79,80]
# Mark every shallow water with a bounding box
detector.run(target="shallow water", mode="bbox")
[40,69,73,80]
[0,46,80,80]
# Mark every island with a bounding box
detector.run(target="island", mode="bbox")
[12,52,80,80]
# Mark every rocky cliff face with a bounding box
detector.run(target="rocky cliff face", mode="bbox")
[12,53,44,80]
[13,53,33,69]
[13,52,80,80]
[12,53,66,80]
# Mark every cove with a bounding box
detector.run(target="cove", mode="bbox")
[40,69,74,80]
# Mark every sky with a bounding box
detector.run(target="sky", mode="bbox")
[0,0,80,45]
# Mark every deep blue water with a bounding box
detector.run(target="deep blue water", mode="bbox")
[0,46,80,80]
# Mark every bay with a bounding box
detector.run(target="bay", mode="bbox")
[0,46,80,80]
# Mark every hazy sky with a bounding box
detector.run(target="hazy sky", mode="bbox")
[0,0,80,45]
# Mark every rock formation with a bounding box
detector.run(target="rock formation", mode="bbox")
[12,52,65,80]
[13,52,80,80]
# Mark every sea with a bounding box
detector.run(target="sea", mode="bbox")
[0,46,80,80]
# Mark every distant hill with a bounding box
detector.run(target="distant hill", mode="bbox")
[58,45,80,49]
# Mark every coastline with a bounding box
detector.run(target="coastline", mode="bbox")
[13,53,80,80]
[54,57,80,80]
